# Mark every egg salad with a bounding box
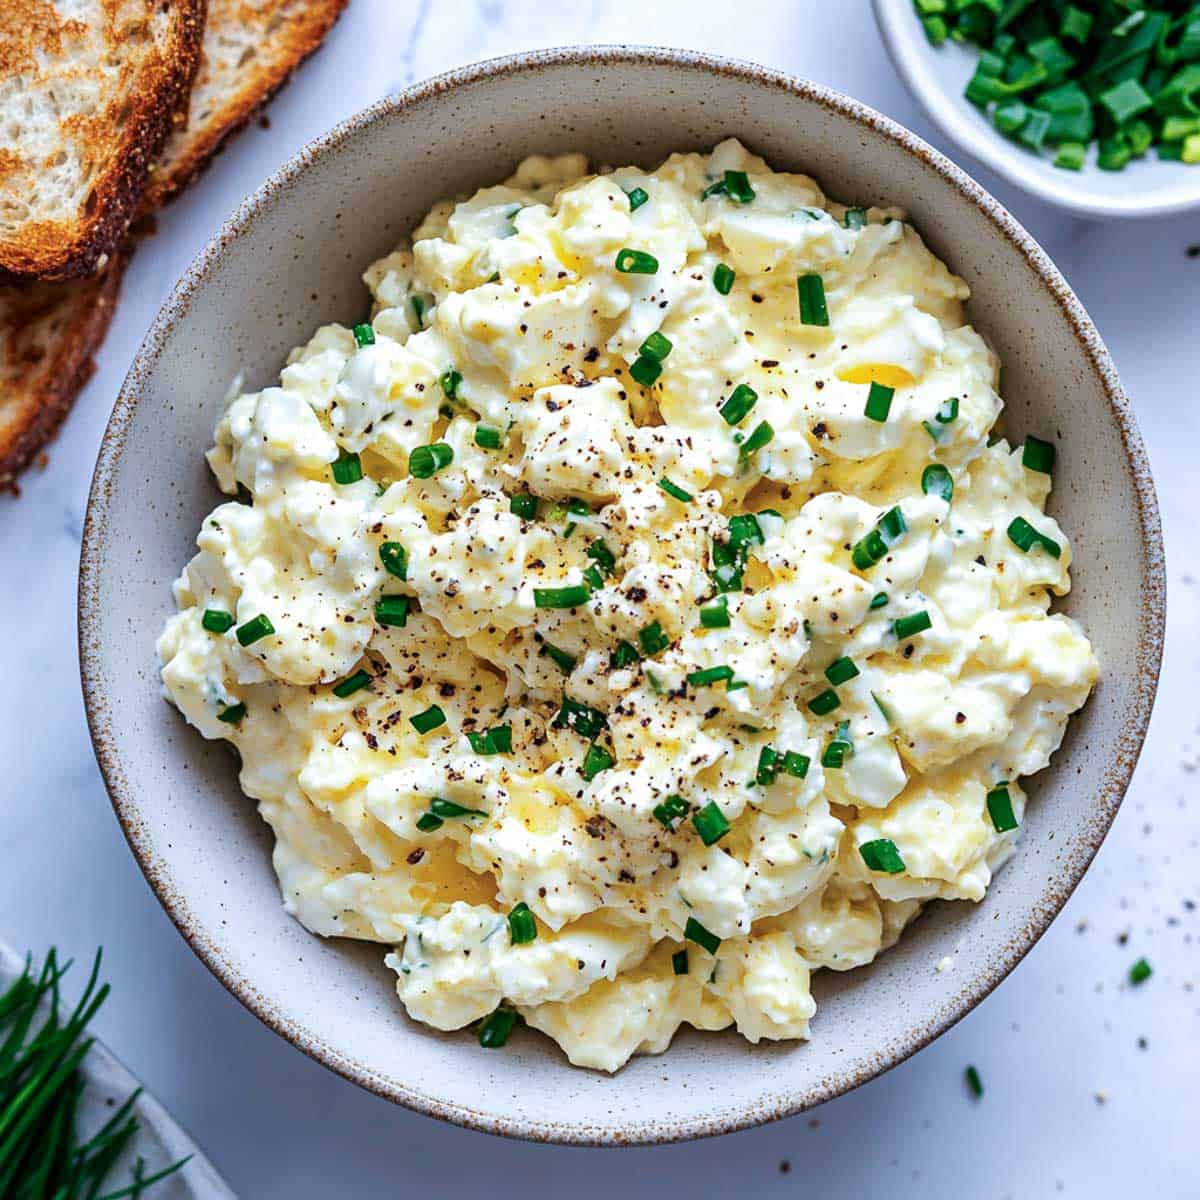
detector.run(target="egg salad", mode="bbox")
[158,139,1098,1072]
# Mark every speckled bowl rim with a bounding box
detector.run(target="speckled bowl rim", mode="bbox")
[79,44,1166,1146]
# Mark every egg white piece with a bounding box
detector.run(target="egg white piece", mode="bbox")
[159,140,1098,1072]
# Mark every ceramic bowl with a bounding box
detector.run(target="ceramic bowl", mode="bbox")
[79,46,1165,1145]
[874,0,1200,219]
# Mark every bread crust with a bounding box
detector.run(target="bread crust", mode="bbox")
[143,0,348,209]
[0,249,127,490]
[0,1,207,283]
[0,0,346,490]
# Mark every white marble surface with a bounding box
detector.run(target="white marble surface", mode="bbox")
[2,1,1197,1195]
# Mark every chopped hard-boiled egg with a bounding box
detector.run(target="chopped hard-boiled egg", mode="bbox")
[158,139,1097,1073]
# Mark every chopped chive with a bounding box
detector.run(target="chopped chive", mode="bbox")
[1099,78,1152,126]
[1060,4,1092,43]
[474,425,503,450]
[653,794,690,829]
[409,442,453,479]
[872,691,894,725]
[376,595,410,627]
[202,608,235,633]
[410,295,427,327]
[859,838,905,874]
[712,262,735,294]
[825,657,860,686]
[638,620,670,657]
[630,355,663,387]
[540,641,577,675]
[687,664,734,688]
[439,368,463,400]
[478,1007,517,1048]
[1055,141,1087,170]
[864,382,894,422]
[739,421,774,460]
[756,745,779,786]
[923,397,960,441]
[217,701,246,724]
[415,812,443,832]
[822,722,853,769]
[508,902,538,944]
[379,541,408,580]
[236,614,275,646]
[807,688,841,716]
[586,538,617,577]
[615,248,659,274]
[673,948,689,975]
[965,1065,983,1099]
[797,273,829,326]
[467,725,512,755]
[893,610,932,640]
[922,13,949,44]
[684,916,721,955]
[609,640,641,669]
[640,331,673,361]
[852,506,907,570]
[880,506,906,542]
[1129,958,1152,985]
[699,596,730,629]
[410,705,446,734]
[820,739,849,768]
[534,585,591,609]
[719,384,757,426]
[692,801,731,846]
[582,742,615,781]
[658,476,693,503]
[1007,516,1062,559]
[922,463,954,501]
[1022,435,1056,474]
[510,492,539,520]
[986,783,1018,833]
[782,750,810,779]
[701,177,727,199]
[870,592,889,610]
[554,697,608,741]
[853,532,891,573]
[430,797,487,819]
[332,449,363,485]
[711,564,743,594]
[843,207,867,229]
[728,514,764,550]
[723,169,755,203]
[332,670,371,699]
[626,185,649,211]
[352,322,375,347]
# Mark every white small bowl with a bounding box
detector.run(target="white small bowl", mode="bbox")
[80,46,1164,1144]
[874,0,1200,218]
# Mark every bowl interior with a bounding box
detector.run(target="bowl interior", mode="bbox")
[81,48,1163,1144]
[873,0,1200,219]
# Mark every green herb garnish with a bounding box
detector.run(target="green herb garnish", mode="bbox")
[0,949,189,1195]
[859,838,905,874]
[916,1,1200,171]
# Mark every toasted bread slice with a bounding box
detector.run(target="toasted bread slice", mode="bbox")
[0,251,126,489]
[0,1,206,282]
[0,1,347,490]
[143,0,348,208]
